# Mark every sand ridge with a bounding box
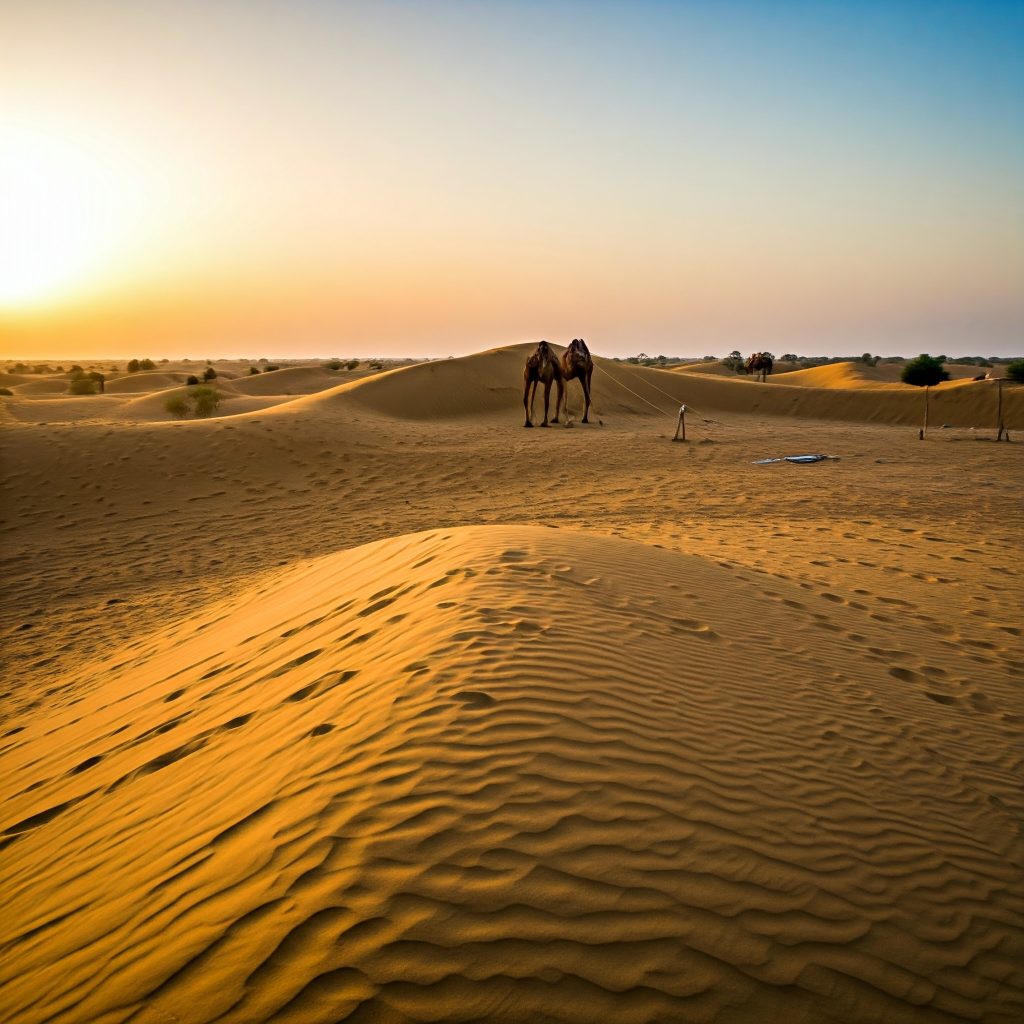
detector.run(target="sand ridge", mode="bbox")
[2,525,1021,1023]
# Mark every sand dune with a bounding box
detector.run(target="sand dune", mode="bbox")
[2,525,1021,1024]
[2,344,1023,1023]
[773,361,995,389]
[104,372,192,394]
[229,366,353,396]
[3,351,1020,430]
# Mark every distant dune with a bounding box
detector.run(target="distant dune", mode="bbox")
[1,351,1020,429]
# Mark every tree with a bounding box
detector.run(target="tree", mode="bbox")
[346,359,359,370]
[901,354,949,388]
[140,358,156,370]
[202,366,217,381]
[901,354,950,438]
[185,374,200,386]
[127,359,141,373]
[248,366,260,375]
[69,376,98,395]
[325,359,342,370]
[861,352,877,366]
[1006,360,1024,384]
[88,371,106,393]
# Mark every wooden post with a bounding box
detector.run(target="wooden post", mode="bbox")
[922,386,929,439]
[673,404,687,442]
[996,378,1005,442]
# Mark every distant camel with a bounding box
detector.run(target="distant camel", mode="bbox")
[523,340,564,428]
[745,352,774,383]
[560,338,594,423]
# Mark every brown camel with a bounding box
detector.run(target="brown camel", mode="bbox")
[560,338,594,423]
[523,340,564,428]
[744,352,774,383]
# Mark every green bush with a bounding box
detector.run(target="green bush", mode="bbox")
[190,385,220,417]
[69,377,98,395]
[164,394,189,418]
[202,366,217,381]
[186,374,199,386]
[901,354,949,388]
[1006,360,1024,384]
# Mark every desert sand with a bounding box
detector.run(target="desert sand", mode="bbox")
[1,345,1022,1024]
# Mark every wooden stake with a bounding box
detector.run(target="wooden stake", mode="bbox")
[996,378,1005,442]
[922,386,929,439]
[673,404,687,442]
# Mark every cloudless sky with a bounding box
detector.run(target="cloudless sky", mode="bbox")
[1,0,1022,358]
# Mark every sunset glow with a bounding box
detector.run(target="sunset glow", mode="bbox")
[1,0,1022,358]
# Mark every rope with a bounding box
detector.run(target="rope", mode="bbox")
[593,364,676,418]
[594,362,729,429]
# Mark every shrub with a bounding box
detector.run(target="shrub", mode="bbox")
[32,364,51,374]
[248,366,260,375]
[160,358,169,364]
[69,377,98,395]
[1006,360,1024,384]
[164,394,190,418]
[202,366,217,381]
[0,387,12,396]
[861,352,877,366]
[346,359,359,370]
[88,371,106,393]
[140,358,156,370]
[901,354,950,388]
[190,385,220,417]
[127,359,141,373]
[264,364,280,372]
[185,374,199,386]
[325,359,342,370]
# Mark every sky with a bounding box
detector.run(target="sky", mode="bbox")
[1,0,1022,360]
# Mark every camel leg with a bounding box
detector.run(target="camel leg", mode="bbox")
[523,378,533,427]
[540,379,551,426]
[551,377,562,423]
[581,368,592,423]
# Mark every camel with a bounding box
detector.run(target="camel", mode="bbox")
[560,338,594,423]
[523,340,564,428]
[744,352,774,383]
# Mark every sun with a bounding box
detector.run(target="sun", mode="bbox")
[0,122,132,309]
